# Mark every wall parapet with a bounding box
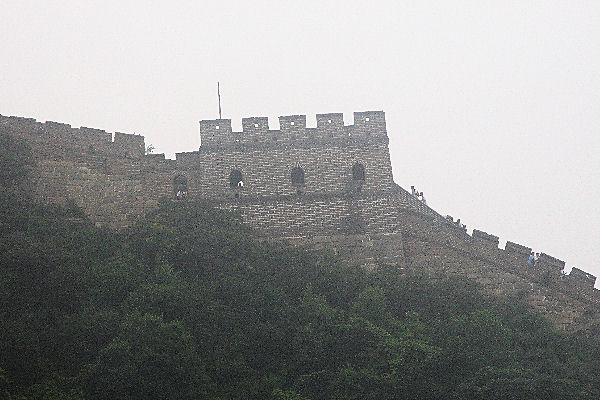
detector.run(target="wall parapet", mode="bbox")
[199,111,387,147]
[399,218,600,317]
[0,114,145,158]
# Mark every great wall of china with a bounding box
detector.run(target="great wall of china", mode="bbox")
[1,111,599,333]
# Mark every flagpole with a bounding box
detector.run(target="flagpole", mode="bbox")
[218,82,222,120]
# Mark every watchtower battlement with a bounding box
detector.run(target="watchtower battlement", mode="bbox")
[199,111,387,147]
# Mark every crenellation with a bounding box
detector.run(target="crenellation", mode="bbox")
[505,241,532,255]
[316,113,344,128]
[80,127,111,139]
[2,115,38,127]
[113,132,145,158]
[538,253,565,272]
[242,116,269,137]
[472,229,499,247]
[199,119,232,147]
[79,127,113,147]
[44,121,72,129]
[197,112,388,148]
[279,115,307,139]
[352,111,386,138]
[316,113,347,139]
[568,268,596,288]
[0,115,42,138]
[42,121,76,143]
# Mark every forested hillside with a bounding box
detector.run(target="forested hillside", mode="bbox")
[1,132,599,399]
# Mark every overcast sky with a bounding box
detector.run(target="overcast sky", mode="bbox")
[1,1,599,284]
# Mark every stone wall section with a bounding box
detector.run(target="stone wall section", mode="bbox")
[395,208,600,331]
[214,193,401,238]
[2,111,600,332]
[0,112,396,235]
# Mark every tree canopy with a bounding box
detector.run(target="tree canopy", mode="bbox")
[0,131,599,398]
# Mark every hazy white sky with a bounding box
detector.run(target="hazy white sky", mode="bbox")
[1,1,599,283]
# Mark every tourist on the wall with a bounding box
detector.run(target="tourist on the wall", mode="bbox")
[528,252,535,267]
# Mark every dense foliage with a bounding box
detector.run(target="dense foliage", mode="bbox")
[0,133,599,398]
[1,195,599,399]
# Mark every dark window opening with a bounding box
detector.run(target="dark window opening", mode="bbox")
[352,163,365,181]
[229,169,243,188]
[291,167,305,186]
[173,175,188,200]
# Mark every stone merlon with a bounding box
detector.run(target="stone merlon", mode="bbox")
[505,241,532,255]
[472,229,499,246]
[569,267,596,288]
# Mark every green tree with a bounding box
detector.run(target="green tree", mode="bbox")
[82,313,213,400]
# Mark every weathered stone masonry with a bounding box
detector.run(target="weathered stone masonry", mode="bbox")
[1,111,599,332]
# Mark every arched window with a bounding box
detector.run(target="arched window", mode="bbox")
[291,167,305,186]
[352,163,365,181]
[229,169,243,187]
[173,175,188,199]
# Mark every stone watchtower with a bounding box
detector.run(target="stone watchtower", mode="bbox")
[171,111,405,265]
[0,110,402,244]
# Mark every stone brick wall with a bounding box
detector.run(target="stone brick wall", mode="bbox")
[2,110,600,332]
[0,111,397,236]
[395,208,600,331]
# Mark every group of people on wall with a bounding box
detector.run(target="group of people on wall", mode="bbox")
[410,186,427,205]
[444,215,467,231]
[175,190,188,200]
[528,252,541,267]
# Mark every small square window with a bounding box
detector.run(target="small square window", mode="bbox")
[290,121,295,126]
[254,123,258,128]
[365,117,370,122]
[215,125,220,130]
[328,119,332,123]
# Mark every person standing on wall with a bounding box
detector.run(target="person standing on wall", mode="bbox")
[528,252,535,267]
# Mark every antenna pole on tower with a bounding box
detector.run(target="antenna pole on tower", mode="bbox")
[217,82,222,119]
